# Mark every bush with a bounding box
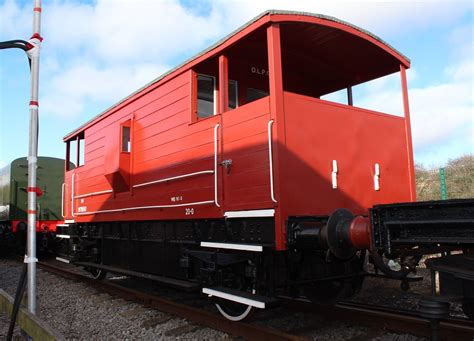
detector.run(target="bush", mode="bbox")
[415,155,474,201]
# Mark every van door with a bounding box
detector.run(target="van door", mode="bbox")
[220,97,274,211]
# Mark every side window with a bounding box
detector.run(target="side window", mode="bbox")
[197,74,215,119]
[66,132,84,170]
[122,126,131,152]
[228,80,238,110]
[67,139,77,171]
[246,88,269,103]
[78,136,85,166]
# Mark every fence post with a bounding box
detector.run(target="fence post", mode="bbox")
[439,168,447,200]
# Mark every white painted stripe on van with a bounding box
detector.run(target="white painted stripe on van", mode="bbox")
[202,288,265,309]
[224,209,275,218]
[200,242,263,252]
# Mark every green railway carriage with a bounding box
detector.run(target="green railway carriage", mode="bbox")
[0,156,67,253]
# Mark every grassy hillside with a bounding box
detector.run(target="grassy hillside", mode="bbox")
[416,154,474,201]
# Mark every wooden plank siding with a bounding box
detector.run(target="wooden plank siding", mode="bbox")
[221,97,274,211]
[64,70,275,223]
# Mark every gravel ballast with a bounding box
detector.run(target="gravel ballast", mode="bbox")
[0,257,439,340]
[0,258,228,340]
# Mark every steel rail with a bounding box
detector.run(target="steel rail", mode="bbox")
[37,261,305,341]
[334,301,474,339]
[284,298,474,339]
[29,260,474,339]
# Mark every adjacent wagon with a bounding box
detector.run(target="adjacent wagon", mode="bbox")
[0,156,66,254]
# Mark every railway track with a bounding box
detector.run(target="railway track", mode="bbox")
[281,297,474,340]
[36,261,304,341]
[37,260,474,340]
[334,301,474,340]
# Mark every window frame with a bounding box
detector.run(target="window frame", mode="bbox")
[120,121,132,153]
[78,136,85,167]
[65,139,75,171]
[246,87,269,103]
[228,79,239,110]
[65,133,85,171]
[196,73,217,120]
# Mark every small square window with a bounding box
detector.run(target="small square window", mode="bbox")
[122,126,131,152]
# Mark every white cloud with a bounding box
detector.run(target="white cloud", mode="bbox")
[212,0,473,38]
[410,80,473,149]
[445,58,473,82]
[2,0,471,122]
[42,62,169,117]
[38,0,473,162]
[1,0,231,120]
[0,0,30,39]
[322,69,417,109]
[354,58,473,160]
[448,23,473,59]
[1,0,472,167]
[41,0,225,64]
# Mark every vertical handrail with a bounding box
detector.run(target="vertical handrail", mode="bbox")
[267,120,277,203]
[61,183,65,218]
[71,174,75,217]
[214,123,220,207]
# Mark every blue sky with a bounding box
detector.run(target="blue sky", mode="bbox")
[1,0,473,169]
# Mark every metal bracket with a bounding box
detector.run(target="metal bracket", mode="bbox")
[25,37,41,59]
[221,159,233,174]
[24,255,38,263]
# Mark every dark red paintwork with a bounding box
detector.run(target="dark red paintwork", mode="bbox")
[62,12,415,251]
[349,216,371,250]
[12,220,60,233]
